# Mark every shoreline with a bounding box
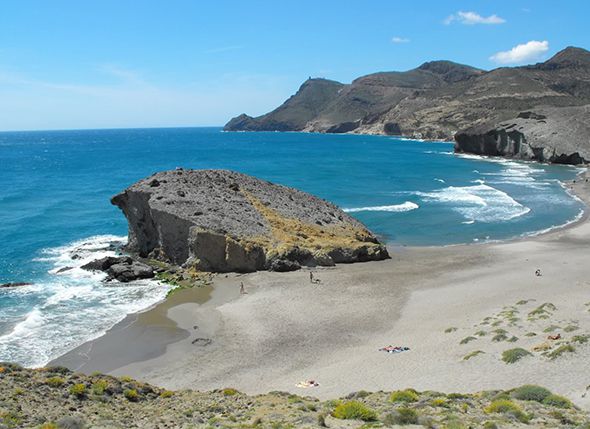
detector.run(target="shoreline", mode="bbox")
[51,169,590,408]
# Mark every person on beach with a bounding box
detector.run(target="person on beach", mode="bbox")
[310,272,314,283]
[535,269,542,277]
[240,281,247,294]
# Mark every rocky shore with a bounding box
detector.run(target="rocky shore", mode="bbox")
[111,169,389,274]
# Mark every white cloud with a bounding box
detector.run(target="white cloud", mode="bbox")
[444,11,506,25]
[391,36,410,44]
[489,40,549,64]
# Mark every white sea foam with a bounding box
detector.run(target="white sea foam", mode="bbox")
[434,178,446,183]
[344,201,419,213]
[415,184,531,223]
[0,235,170,368]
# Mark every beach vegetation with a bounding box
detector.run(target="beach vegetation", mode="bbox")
[462,350,484,361]
[317,413,327,427]
[525,332,537,337]
[12,388,24,396]
[516,299,531,305]
[528,303,557,319]
[444,327,457,333]
[507,336,518,343]
[69,383,87,398]
[119,375,133,383]
[474,330,487,336]
[543,324,561,333]
[483,422,498,429]
[383,407,418,425]
[222,388,239,396]
[331,401,377,421]
[430,397,450,408]
[40,424,58,429]
[546,344,575,360]
[484,399,529,423]
[91,380,109,395]
[160,390,174,398]
[45,376,65,387]
[459,336,477,345]
[564,324,579,332]
[511,385,552,402]
[571,334,590,344]
[389,389,419,403]
[492,333,508,342]
[501,348,532,364]
[543,394,573,409]
[124,388,139,402]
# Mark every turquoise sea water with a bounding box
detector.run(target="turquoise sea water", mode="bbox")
[0,127,584,366]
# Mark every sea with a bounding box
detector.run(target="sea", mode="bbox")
[0,127,585,367]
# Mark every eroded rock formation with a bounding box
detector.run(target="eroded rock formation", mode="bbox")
[111,170,389,272]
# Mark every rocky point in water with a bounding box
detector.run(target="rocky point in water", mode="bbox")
[111,169,389,273]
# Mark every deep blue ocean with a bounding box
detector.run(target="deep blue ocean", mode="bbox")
[0,127,584,366]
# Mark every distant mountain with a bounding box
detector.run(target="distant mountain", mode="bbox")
[225,47,590,164]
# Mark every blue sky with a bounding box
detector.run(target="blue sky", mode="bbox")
[0,0,588,131]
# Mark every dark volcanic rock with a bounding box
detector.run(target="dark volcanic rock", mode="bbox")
[81,256,154,282]
[111,169,389,273]
[0,282,33,288]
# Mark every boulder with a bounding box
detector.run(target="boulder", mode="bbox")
[106,261,154,283]
[111,169,389,273]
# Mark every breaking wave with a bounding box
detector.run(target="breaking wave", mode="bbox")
[344,201,419,213]
[415,184,531,223]
[0,235,170,368]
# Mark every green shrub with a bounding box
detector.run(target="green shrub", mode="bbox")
[474,330,487,336]
[543,394,572,409]
[45,376,65,387]
[463,350,485,361]
[564,325,579,332]
[92,379,109,395]
[431,397,449,408]
[124,388,139,402]
[444,327,457,333]
[483,422,498,429]
[160,390,174,398]
[69,383,86,398]
[546,344,575,360]
[501,348,532,364]
[222,387,239,396]
[543,325,561,333]
[384,407,418,425]
[511,385,552,402]
[389,389,419,403]
[460,336,477,345]
[524,332,537,337]
[492,333,508,342]
[119,375,133,383]
[571,334,589,344]
[485,399,529,423]
[331,401,377,421]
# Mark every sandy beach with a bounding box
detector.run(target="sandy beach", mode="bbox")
[54,170,590,409]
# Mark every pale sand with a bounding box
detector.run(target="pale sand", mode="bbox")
[54,172,590,408]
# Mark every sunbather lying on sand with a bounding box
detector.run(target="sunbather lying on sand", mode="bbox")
[379,345,410,353]
[548,333,561,340]
[296,380,319,388]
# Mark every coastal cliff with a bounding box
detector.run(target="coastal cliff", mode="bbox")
[112,169,388,273]
[224,46,590,164]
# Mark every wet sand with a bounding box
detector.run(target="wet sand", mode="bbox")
[54,171,590,408]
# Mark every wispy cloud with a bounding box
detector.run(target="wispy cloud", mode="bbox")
[98,64,143,84]
[444,11,506,25]
[490,40,549,64]
[391,36,410,44]
[203,45,243,54]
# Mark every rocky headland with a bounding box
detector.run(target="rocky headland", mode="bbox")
[224,46,590,164]
[110,169,388,274]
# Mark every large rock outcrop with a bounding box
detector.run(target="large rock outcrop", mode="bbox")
[454,105,590,164]
[224,47,590,164]
[111,170,389,273]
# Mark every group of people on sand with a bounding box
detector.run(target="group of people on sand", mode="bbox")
[238,270,321,295]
